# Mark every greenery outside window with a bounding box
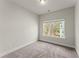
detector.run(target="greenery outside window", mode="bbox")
[43,19,65,38]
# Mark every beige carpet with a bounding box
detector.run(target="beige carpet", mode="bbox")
[2,41,78,58]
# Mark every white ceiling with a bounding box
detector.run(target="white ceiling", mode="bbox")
[9,0,76,15]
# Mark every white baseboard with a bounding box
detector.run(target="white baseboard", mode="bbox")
[39,39,75,48]
[0,40,37,57]
[76,49,79,56]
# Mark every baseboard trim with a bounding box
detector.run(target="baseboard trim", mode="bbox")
[39,40,75,48]
[75,48,79,56]
[0,40,37,57]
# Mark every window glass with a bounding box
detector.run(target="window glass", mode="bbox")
[43,20,65,38]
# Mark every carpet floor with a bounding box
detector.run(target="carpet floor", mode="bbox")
[2,41,78,58]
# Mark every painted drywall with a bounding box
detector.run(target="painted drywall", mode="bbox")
[39,7,75,48]
[0,0,38,57]
[75,0,79,56]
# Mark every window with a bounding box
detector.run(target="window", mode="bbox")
[43,20,65,38]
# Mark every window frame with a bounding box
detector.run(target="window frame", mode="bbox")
[42,19,65,39]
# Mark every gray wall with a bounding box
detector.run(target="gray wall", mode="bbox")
[75,0,79,56]
[39,7,75,48]
[0,0,38,57]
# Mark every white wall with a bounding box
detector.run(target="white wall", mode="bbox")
[0,0,38,57]
[39,7,75,48]
[75,0,79,56]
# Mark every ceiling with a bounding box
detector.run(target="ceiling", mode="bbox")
[9,0,76,15]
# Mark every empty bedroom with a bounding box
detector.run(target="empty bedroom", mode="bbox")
[0,0,79,58]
